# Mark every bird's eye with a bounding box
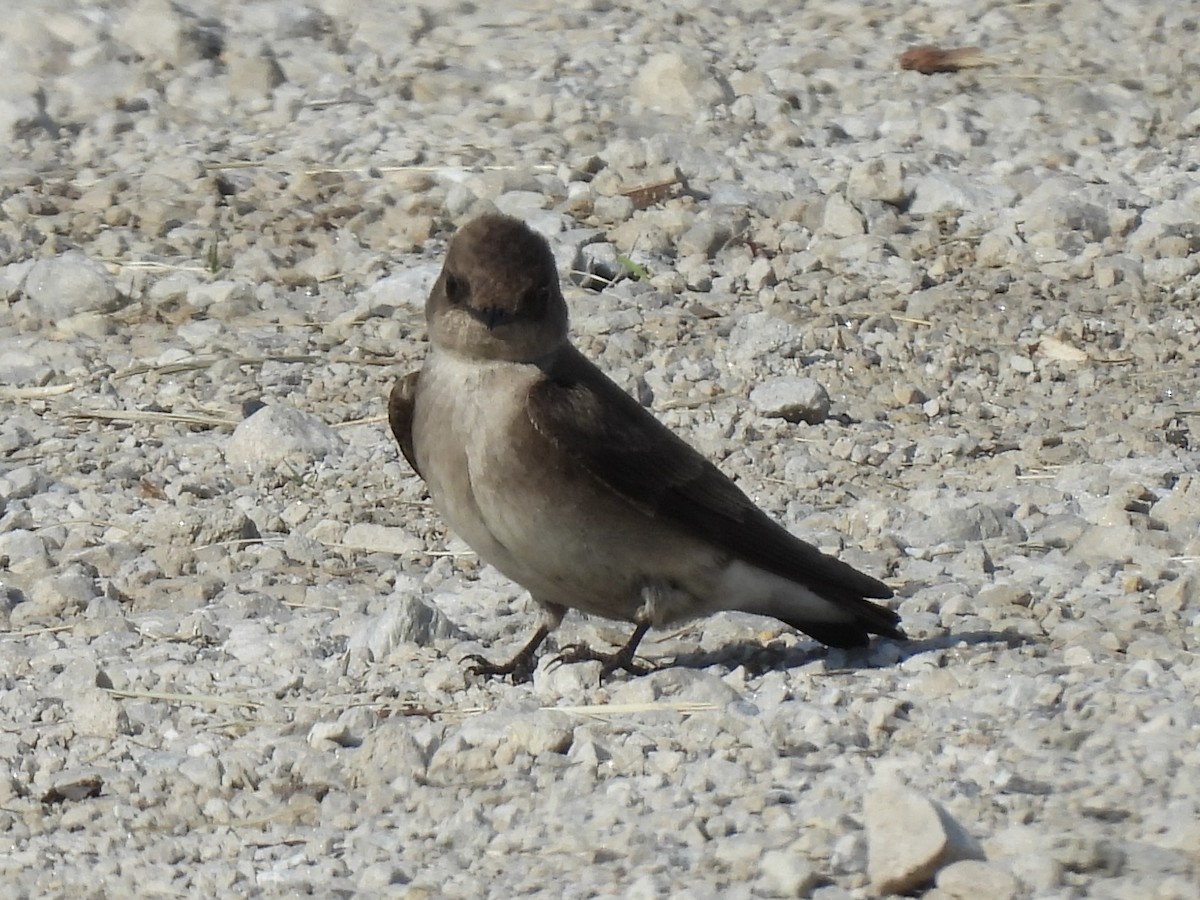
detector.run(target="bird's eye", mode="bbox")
[444,273,468,305]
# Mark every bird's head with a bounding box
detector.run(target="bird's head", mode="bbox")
[426,214,569,363]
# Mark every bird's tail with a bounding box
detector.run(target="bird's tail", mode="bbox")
[718,559,905,649]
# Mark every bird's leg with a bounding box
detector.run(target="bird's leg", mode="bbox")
[463,602,565,683]
[553,621,653,679]
[463,623,553,684]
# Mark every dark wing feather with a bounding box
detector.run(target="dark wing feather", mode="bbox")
[388,370,423,477]
[527,349,902,641]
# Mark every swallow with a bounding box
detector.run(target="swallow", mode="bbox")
[389,214,903,681]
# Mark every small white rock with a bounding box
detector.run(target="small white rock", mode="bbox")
[749,376,831,424]
[759,848,819,896]
[820,193,867,238]
[308,720,354,749]
[848,158,907,206]
[0,529,52,574]
[865,781,985,895]
[21,253,120,323]
[357,862,408,890]
[340,523,423,556]
[225,403,344,472]
[349,591,462,656]
[936,859,1020,900]
[633,51,732,114]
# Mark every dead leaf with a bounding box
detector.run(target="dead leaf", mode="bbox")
[140,478,168,500]
[621,171,685,209]
[899,45,988,75]
[1038,335,1089,362]
[42,774,104,804]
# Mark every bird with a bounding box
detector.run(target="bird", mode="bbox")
[389,213,903,681]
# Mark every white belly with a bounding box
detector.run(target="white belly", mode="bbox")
[413,351,540,579]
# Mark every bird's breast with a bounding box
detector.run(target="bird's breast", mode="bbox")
[413,351,533,552]
[412,351,639,613]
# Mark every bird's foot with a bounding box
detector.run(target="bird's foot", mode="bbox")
[461,623,553,684]
[550,642,651,679]
[550,622,654,681]
[462,650,539,684]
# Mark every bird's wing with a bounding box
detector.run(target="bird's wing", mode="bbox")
[388,370,423,477]
[526,348,900,636]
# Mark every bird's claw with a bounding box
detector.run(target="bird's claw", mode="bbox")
[462,652,538,684]
[550,642,650,679]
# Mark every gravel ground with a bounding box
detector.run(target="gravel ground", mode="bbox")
[2,1,1199,897]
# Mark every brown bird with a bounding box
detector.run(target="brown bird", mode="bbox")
[389,214,902,681]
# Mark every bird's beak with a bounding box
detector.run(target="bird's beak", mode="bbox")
[470,306,512,330]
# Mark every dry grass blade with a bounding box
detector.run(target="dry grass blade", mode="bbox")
[282,599,342,613]
[1,623,75,638]
[546,701,718,717]
[193,537,283,552]
[334,414,387,428]
[889,314,934,327]
[33,518,120,531]
[114,353,321,380]
[204,160,555,177]
[380,700,719,722]
[329,355,409,367]
[840,311,933,327]
[115,355,221,379]
[0,383,77,400]
[304,163,557,178]
[105,687,264,709]
[978,72,1092,83]
[95,258,212,275]
[64,408,239,429]
[568,267,618,289]
[656,390,737,411]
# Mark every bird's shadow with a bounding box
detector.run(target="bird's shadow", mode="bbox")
[659,629,1037,677]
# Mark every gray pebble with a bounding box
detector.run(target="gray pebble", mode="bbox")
[0,530,52,574]
[678,220,733,258]
[0,465,46,500]
[349,590,463,657]
[114,0,222,66]
[847,158,906,206]
[819,193,866,238]
[634,51,733,114]
[357,862,409,890]
[759,849,819,896]
[226,49,286,100]
[29,565,100,616]
[21,253,120,323]
[225,403,344,473]
[908,174,1018,216]
[749,376,831,424]
[935,860,1020,900]
[340,523,422,556]
[866,781,985,895]
[572,241,623,290]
